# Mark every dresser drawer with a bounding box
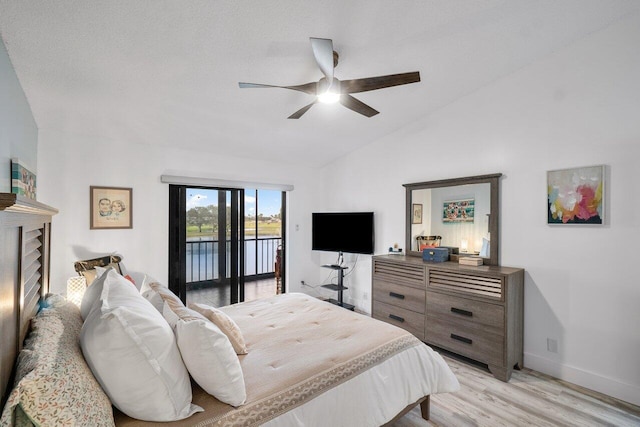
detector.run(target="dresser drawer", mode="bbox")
[373,301,425,340]
[425,316,504,367]
[374,279,425,314]
[428,268,504,302]
[373,259,425,290]
[427,291,503,329]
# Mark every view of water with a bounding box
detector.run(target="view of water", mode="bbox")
[186,237,281,282]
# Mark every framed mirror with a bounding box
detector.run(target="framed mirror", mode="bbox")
[404,173,502,265]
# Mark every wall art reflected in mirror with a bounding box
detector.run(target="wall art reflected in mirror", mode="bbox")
[404,174,501,265]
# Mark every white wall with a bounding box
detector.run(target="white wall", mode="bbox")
[0,37,37,192]
[37,128,323,298]
[319,14,640,406]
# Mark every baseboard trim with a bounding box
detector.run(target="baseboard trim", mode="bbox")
[524,352,640,407]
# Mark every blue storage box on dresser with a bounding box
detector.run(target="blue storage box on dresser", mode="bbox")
[422,247,449,262]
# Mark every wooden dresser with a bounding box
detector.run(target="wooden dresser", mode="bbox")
[372,255,524,381]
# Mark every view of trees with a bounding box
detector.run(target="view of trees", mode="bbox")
[187,206,214,233]
[187,205,281,237]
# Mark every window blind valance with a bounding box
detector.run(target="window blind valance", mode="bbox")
[160,175,294,191]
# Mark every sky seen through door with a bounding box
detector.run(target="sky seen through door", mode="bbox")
[187,189,281,217]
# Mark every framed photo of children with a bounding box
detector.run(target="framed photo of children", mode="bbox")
[90,186,132,229]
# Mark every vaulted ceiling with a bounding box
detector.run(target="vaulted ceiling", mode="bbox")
[0,1,636,167]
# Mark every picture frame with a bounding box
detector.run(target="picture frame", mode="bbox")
[412,203,423,224]
[90,186,133,229]
[442,198,475,223]
[547,165,604,225]
[10,158,37,200]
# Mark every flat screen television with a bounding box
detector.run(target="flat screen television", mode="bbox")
[312,212,375,255]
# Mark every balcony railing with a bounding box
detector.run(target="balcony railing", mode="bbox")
[186,237,281,284]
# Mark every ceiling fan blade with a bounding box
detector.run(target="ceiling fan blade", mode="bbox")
[340,95,379,118]
[309,37,334,84]
[239,81,317,95]
[287,101,316,119]
[340,72,421,94]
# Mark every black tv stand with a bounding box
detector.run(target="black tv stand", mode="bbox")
[321,264,355,311]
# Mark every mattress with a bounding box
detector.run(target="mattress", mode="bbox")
[115,293,459,426]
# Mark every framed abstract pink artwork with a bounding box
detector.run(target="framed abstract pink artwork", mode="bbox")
[547,165,604,225]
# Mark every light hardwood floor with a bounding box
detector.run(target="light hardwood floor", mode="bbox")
[393,353,640,427]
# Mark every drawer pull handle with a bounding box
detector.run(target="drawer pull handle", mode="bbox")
[451,334,472,345]
[389,314,405,323]
[451,307,473,317]
[389,292,405,300]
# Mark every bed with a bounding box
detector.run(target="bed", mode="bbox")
[0,194,459,426]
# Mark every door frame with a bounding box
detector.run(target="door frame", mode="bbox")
[168,185,245,304]
[168,185,286,303]
[168,185,187,300]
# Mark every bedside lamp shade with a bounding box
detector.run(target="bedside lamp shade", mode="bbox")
[67,276,87,307]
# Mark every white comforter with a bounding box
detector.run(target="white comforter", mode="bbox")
[263,335,459,426]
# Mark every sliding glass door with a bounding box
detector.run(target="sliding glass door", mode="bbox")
[168,185,286,307]
[168,185,244,306]
[243,189,286,301]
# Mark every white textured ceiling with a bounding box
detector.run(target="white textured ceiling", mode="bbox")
[0,1,636,167]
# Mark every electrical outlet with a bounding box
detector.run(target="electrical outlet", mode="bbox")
[547,338,558,353]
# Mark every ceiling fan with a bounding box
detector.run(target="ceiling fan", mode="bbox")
[238,37,421,119]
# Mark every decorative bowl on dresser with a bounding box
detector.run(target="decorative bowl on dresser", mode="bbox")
[372,254,524,382]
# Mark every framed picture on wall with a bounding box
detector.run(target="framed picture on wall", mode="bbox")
[10,158,37,200]
[442,199,475,223]
[412,203,423,224]
[90,186,133,229]
[547,165,604,224]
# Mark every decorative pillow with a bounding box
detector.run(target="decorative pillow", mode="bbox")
[79,266,114,320]
[141,280,182,313]
[149,281,184,309]
[74,254,123,285]
[80,272,202,421]
[162,300,181,329]
[1,295,115,426]
[189,302,248,355]
[164,303,247,406]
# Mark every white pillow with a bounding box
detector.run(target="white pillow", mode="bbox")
[94,265,108,278]
[139,274,159,294]
[166,304,246,407]
[189,302,248,355]
[141,288,164,313]
[79,266,113,320]
[80,272,202,421]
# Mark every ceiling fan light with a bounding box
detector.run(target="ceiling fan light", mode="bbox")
[317,91,341,104]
